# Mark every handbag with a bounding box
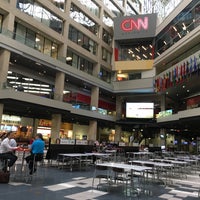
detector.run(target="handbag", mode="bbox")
[0,171,10,183]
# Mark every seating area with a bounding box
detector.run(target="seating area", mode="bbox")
[1,146,200,200]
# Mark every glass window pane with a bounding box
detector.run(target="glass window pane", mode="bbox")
[17,0,34,16]
[44,39,52,56]
[78,32,83,46]
[25,29,35,48]
[33,3,42,22]
[72,54,78,69]
[52,43,58,59]
[35,34,44,52]
[15,23,26,44]
[42,8,51,26]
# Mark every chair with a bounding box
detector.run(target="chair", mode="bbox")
[92,165,110,191]
[112,167,131,195]
[30,153,44,175]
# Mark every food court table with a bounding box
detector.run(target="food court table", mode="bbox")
[129,160,174,185]
[94,162,152,195]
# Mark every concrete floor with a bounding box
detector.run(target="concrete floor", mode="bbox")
[0,162,200,200]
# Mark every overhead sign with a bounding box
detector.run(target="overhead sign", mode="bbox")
[114,13,157,40]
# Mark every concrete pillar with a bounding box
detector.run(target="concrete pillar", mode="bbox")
[0,49,11,123]
[90,86,99,107]
[115,125,122,142]
[0,50,11,87]
[51,72,65,142]
[51,114,62,143]
[54,71,65,100]
[88,120,97,142]
[88,86,99,142]
[0,5,15,122]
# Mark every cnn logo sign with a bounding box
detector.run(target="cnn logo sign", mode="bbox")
[120,17,149,32]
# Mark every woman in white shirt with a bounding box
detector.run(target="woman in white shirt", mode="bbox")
[0,131,19,172]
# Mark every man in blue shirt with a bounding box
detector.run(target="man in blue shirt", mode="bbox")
[25,133,45,175]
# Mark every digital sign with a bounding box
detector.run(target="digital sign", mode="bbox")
[114,13,157,40]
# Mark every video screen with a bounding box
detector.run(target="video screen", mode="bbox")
[126,102,154,119]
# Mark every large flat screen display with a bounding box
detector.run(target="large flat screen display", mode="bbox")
[126,102,154,118]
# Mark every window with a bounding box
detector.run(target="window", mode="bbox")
[99,66,111,83]
[51,43,58,59]
[49,0,65,11]
[77,0,100,17]
[68,25,97,55]
[70,4,99,35]
[103,12,113,27]
[17,1,63,34]
[35,34,44,52]
[102,29,113,46]
[15,23,26,44]
[102,48,112,64]
[14,22,58,59]
[66,49,94,74]
[44,39,52,56]
[25,29,35,48]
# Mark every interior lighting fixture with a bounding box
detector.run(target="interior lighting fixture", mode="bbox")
[142,46,147,50]
[63,90,70,94]
[35,37,40,42]
[22,78,33,81]
[136,55,141,59]
[135,48,140,52]
[35,62,41,66]
[172,26,177,31]
[25,90,50,94]
[21,83,50,87]
[66,57,72,61]
[7,76,18,79]
[128,49,133,54]
[143,54,147,58]
[182,23,186,30]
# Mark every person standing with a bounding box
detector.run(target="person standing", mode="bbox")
[25,133,45,175]
[0,131,19,172]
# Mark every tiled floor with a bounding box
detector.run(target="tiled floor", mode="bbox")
[0,163,200,200]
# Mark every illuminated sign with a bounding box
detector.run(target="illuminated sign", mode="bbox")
[120,17,148,32]
[114,13,157,40]
[156,109,173,118]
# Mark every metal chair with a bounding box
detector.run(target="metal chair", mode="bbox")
[92,165,110,191]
